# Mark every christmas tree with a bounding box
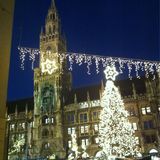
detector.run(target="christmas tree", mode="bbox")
[8,137,25,159]
[98,65,137,159]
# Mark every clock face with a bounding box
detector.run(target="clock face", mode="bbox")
[41,58,58,74]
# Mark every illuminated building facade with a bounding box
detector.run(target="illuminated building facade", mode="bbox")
[7,0,160,159]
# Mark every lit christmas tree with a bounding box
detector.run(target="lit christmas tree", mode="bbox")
[8,137,25,159]
[98,65,137,159]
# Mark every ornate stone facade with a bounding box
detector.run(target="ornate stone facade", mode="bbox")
[32,0,71,158]
[7,0,160,159]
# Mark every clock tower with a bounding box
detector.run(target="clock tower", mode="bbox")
[32,0,71,158]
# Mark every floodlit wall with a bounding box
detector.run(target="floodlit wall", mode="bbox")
[0,0,15,159]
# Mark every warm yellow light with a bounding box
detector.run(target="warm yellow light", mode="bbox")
[41,58,58,74]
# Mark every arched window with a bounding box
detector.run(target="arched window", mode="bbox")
[52,14,55,20]
[42,142,50,149]
[42,115,49,125]
[42,129,49,138]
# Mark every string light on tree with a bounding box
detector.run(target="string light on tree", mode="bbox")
[8,137,25,159]
[98,65,138,159]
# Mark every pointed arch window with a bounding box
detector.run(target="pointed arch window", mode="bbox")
[42,142,50,149]
[50,13,55,20]
[53,14,55,20]
[42,115,49,125]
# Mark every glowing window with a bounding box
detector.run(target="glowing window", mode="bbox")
[44,143,50,149]
[42,115,49,124]
[142,107,151,115]
[135,137,139,144]
[85,126,88,133]
[68,140,72,148]
[94,124,99,132]
[95,137,99,144]
[141,108,146,115]
[132,123,137,130]
[68,128,71,135]
[10,124,15,130]
[22,123,25,129]
[146,107,151,113]
[81,139,89,147]
[72,127,75,134]
[81,126,84,134]
[51,117,54,124]
[30,122,34,127]
[45,118,49,124]
[80,126,89,134]
[68,127,75,135]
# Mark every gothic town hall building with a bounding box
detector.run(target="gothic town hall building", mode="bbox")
[7,0,160,159]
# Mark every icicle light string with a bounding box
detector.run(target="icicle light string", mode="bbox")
[18,46,40,70]
[18,47,160,79]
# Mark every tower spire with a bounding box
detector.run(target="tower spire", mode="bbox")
[51,0,56,9]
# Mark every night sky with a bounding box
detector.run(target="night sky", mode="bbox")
[8,0,159,101]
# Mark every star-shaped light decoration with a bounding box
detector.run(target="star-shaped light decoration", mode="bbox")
[104,65,119,81]
[41,59,58,74]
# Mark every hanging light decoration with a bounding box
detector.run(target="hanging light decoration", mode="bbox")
[18,47,160,79]
[18,47,40,70]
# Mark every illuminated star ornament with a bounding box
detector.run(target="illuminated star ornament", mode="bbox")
[41,59,58,74]
[104,65,118,81]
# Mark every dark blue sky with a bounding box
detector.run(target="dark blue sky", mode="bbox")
[8,0,159,101]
